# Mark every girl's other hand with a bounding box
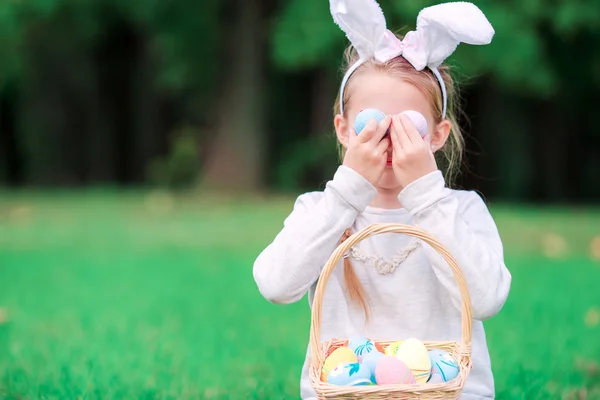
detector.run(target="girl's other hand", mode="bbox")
[390,114,438,187]
[343,115,392,187]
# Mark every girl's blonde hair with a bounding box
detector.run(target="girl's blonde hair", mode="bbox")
[334,37,465,320]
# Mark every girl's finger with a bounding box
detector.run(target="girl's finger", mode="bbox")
[357,118,379,143]
[369,115,392,146]
[392,115,411,149]
[390,119,403,154]
[376,137,390,154]
[400,114,423,143]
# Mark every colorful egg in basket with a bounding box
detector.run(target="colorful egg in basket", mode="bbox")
[429,349,460,382]
[427,372,445,384]
[321,346,357,381]
[348,336,379,362]
[395,338,432,384]
[375,356,415,385]
[361,351,384,382]
[384,340,404,357]
[327,362,373,386]
[309,223,472,399]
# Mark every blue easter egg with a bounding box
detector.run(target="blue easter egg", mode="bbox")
[428,349,459,382]
[354,109,385,134]
[348,337,377,362]
[327,362,372,386]
[361,351,384,383]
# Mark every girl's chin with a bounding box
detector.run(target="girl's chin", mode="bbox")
[377,170,401,190]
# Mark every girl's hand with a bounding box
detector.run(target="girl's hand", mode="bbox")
[343,116,392,186]
[390,114,438,187]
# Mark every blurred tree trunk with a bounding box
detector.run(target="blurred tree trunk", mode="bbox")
[310,69,334,136]
[0,83,21,186]
[19,21,79,185]
[202,0,266,190]
[96,17,147,184]
[470,82,534,200]
[535,100,569,202]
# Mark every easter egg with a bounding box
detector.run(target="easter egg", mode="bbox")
[400,110,428,137]
[354,108,427,138]
[395,338,431,384]
[374,342,385,353]
[354,108,386,134]
[361,351,384,383]
[348,336,378,362]
[375,356,415,385]
[321,347,357,381]
[327,362,373,386]
[429,349,459,382]
[427,372,445,384]
[384,340,404,357]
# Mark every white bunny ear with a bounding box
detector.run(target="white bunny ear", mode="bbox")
[406,2,495,69]
[332,1,495,117]
[329,0,391,61]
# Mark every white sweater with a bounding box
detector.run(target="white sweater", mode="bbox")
[253,166,511,399]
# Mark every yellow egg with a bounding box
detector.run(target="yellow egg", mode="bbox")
[321,347,357,381]
[395,338,431,384]
[384,340,404,357]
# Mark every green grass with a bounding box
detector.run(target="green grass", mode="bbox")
[0,190,599,399]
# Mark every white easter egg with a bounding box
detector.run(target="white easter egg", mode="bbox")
[400,110,428,137]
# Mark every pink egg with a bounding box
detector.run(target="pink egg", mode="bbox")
[400,110,428,137]
[374,356,416,385]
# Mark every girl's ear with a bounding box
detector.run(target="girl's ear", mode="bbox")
[431,119,451,152]
[334,114,350,148]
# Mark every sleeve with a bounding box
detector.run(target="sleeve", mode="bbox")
[398,170,512,321]
[253,166,378,305]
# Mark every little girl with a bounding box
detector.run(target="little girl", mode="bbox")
[253,1,511,399]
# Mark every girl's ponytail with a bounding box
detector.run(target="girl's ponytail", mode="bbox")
[341,228,370,320]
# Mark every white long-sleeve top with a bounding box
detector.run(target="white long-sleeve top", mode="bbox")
[253,166,511,399]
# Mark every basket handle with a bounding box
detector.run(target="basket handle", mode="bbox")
[309,223,473,368]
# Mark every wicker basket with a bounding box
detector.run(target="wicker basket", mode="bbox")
[309,223,473,399]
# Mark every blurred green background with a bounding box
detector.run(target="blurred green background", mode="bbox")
[1,0,599,399]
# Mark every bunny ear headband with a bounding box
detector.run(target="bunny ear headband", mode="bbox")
[331,1,495,117]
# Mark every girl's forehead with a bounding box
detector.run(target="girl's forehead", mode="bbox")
[347,72,432,118]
